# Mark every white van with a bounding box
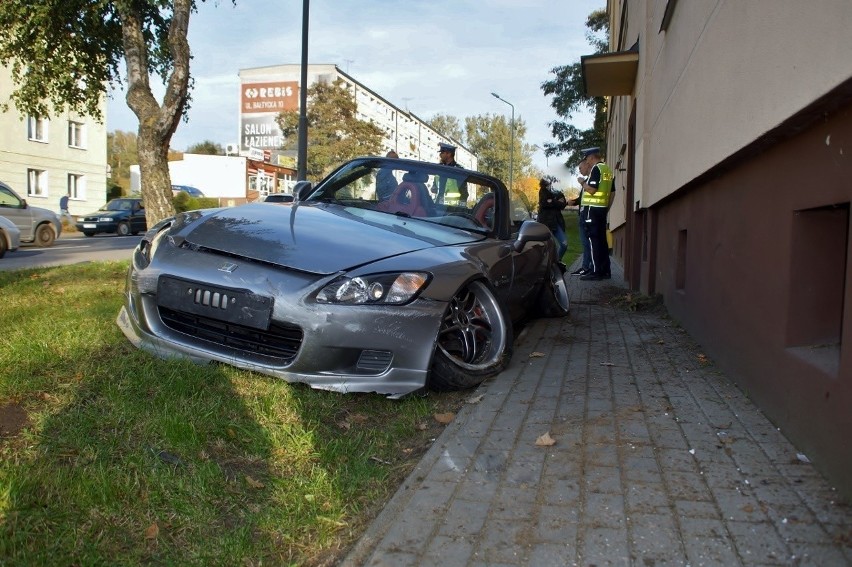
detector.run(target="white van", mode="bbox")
[0,181,62,247]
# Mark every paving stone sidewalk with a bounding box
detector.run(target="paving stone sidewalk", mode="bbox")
[343,261,852,567]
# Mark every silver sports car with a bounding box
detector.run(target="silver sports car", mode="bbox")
[117,157,569,397]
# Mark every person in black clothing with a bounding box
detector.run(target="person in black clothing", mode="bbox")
[537,177,567,262]
[376,150,399,200]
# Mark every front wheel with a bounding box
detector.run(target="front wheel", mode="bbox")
[0,234,7,258]
[34,224,55,247]
[427,281,513,391]
[116,222,131,237]
[536,262,570,317]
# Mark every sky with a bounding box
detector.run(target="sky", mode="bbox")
[106,0,603,182]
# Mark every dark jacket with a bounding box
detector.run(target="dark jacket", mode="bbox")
[537,187,567,231]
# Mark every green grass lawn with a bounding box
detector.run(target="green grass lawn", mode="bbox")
[0,262,468,566]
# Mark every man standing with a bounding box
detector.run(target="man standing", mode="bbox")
[568,158,593,275]
[433,143,467,204]
[59,192,71,223]
[576,147,613,281]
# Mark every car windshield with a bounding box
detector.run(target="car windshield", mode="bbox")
[101,200,134,211]
[304,158,501,233]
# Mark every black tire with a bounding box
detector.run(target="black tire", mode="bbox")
[83,232,95,237]
[116,222,131,236]
[34,224,55,247]
[427,280,513,391]
[0,233,7,258]
[537,262,570,317]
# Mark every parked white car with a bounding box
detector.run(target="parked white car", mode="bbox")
[0,181,62,247]
[0,215,21,258]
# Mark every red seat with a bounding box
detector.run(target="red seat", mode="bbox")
[473,193,495,228]
[376,182,431,217]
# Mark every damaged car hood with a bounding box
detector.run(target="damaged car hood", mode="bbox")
[177,202,478,274]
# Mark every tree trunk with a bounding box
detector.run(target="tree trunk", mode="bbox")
[118,0,193,225]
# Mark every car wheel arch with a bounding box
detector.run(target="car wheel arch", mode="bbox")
[426,277,514,392]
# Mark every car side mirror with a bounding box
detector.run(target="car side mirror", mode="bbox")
[293,180,313,202]
[512,219,551,252]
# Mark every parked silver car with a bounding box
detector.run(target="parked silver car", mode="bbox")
[0,181,62,247]
[0,215,21,258]
[117,157,570,397]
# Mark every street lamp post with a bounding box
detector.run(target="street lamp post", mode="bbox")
[491,92,514,192]
[297,0,310,181]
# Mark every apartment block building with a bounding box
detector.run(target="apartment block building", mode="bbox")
[584,0,852,495]
[0,65,108,219]
[237,64,477,171]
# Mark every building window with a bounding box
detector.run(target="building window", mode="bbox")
[785,203,848,376]
[27,168,48,197]
[68,173,85,199]
[68,121,86,148]
[28,116,49,142]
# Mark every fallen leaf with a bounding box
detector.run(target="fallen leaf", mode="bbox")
[337,420,351,430]
[415,421,427,431]
[529,352,546,358]
[466,394,485,404]
[433,412,455,424]
[245,475,265,489]
[535,432,556,446]
[144,522,159,539]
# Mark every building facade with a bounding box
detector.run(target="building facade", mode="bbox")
[237,64,477,171]
[584,0,852,495]
[0,65,107,218]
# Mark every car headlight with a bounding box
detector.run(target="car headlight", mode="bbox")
[98,217,114,222]
[133,222,172,269]
[316,272,429,305]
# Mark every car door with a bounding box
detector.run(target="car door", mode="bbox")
[0,183,33,240]
[131,201,147,233]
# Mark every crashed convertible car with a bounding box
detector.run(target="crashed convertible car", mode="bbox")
[117,156,569,397]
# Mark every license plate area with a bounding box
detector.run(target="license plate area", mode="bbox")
[157,276,273,330]
[82,223,96,228]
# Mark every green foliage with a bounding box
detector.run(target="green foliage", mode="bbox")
[0,263,467,565]
[186,140,224,155]
[540,8,610,168]
[277,79,384,179]
[108,130,138,195]
[172,194,219,213]
[0,0,199,120]
[106,182,123,200]
[428,114,465,144]
[464,114,533,190]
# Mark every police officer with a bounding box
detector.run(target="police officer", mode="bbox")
[433,143,467,204]
[576,147,613,281]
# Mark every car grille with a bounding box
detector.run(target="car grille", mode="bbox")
[158,306,303,363]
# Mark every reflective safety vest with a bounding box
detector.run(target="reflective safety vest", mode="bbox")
[443,178,462,201]
[584,162,613,207]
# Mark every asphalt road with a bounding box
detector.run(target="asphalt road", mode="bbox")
[0,232,140,271]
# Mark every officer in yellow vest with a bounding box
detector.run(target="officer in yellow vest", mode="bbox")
[433,143,468,205]
[576,147,613,281]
